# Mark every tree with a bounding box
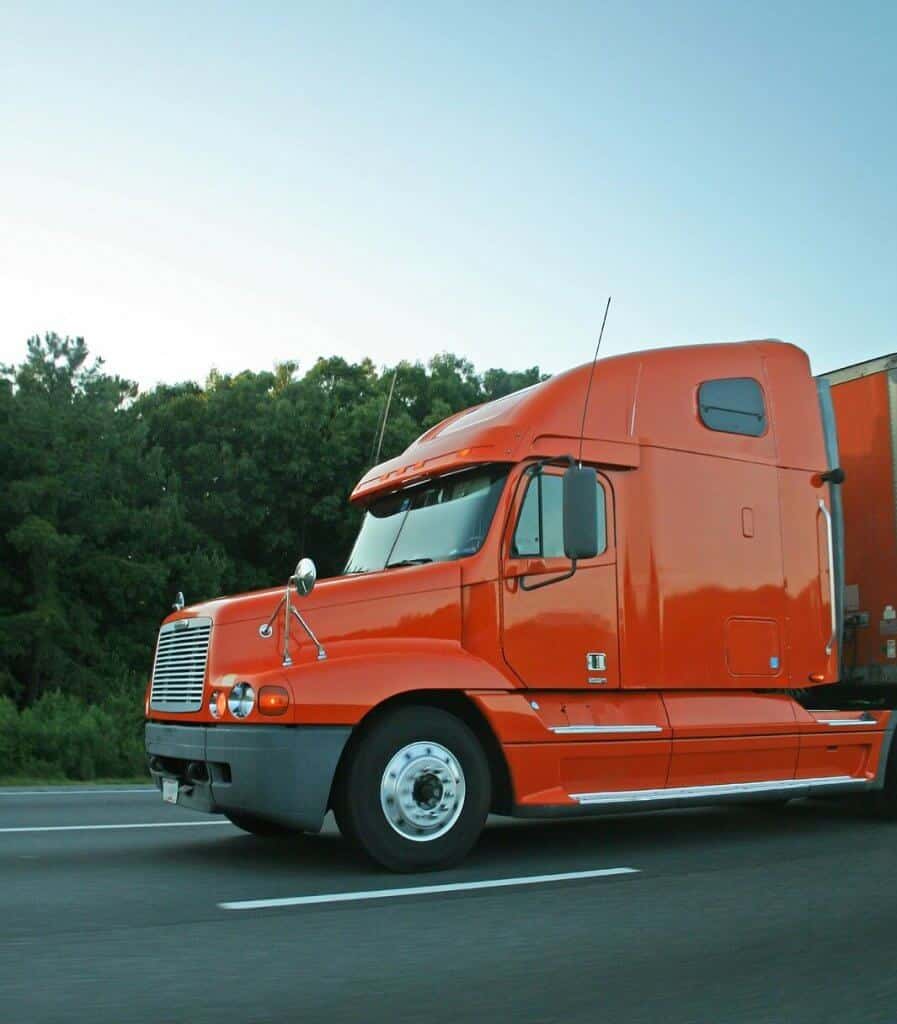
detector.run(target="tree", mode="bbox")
[0,335,546,712]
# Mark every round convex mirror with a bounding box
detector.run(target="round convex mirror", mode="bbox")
[293,557,317,596]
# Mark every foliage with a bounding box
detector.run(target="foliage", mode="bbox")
[0,333,545,777]
[0,691,146,780]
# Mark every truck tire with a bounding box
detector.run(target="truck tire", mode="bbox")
[333,706,491,872]
[225,812,298,837]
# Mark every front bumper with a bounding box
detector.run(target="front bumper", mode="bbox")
[145,722,352,833]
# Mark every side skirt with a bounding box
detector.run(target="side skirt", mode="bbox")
[511,710,897,820]
[513,775,875,820]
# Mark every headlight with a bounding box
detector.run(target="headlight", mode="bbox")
[227,682,255,719]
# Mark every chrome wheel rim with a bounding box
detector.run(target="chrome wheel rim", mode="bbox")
[380,741,466,842]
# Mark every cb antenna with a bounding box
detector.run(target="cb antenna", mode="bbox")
[371,366,399,466]
[577,296,612,464]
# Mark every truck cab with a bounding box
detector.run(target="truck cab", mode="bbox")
[146,339,897,871]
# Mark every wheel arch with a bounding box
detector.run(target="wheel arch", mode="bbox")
[329,689,514,816]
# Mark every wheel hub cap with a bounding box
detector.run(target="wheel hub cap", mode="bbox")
[380,741,466,842]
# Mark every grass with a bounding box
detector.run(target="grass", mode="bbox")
[0,775,151,787]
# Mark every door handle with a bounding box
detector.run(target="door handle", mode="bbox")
[504,557,548,579]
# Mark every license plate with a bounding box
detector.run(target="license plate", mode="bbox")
[162,777,179,805]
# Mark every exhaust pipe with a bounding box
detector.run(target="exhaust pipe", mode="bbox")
[185,761,209,784]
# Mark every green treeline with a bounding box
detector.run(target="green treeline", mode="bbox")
[0,334,544,780]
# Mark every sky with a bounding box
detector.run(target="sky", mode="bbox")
[1,2,895,389]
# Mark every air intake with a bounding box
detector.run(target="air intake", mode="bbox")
[150,617,212,712]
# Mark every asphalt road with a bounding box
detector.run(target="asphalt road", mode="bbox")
[2,787,897,1024]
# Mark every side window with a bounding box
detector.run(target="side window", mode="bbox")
[698,378,767,437]
[512,473,607,558]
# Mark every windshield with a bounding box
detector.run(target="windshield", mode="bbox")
[344,465,509,574]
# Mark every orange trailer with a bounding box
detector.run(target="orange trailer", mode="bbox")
[822,354,897,683]
[145,339,897,870]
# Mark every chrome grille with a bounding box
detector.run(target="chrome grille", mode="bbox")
[150,617,212,712]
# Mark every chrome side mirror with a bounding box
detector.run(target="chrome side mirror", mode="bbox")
[292,557,317,597]
[259,556,326,661]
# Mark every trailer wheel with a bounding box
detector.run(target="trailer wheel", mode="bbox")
[225,812,298,837]
[333,706,491,872]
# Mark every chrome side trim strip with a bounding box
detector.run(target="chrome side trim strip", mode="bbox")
[816,719,879,727]
[570,775,868,806]
[549,725,663,735]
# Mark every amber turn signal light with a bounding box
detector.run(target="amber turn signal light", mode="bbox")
[258,685,290,716]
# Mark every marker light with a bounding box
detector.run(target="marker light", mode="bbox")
[258,685,290,716]
[227,682,255,719]
[209,691,227,718]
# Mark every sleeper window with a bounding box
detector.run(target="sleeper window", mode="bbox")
[698,378,767,437]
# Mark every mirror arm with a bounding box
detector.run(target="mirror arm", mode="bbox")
[512,453,583,593]
[284,575,327,664]
[282,578,294,666]
[259,561,324,661]
[289,606,327,661]
[258,594,286,639]
[519,558,577,591]
[524,454,577,477]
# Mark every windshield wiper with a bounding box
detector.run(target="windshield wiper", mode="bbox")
[385,557,434,569]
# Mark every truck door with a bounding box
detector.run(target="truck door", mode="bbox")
[500,466,620,689]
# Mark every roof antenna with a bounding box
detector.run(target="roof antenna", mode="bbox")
[577,296,612,464]
[371,367,399,466]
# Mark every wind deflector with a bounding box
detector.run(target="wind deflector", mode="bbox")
[816,377,845,662]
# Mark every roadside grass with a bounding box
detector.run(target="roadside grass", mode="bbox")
[0,775,151,787]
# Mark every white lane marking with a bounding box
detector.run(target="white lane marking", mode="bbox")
[219,867,639,911]
[0,788,156,797]
[0,821,231,834]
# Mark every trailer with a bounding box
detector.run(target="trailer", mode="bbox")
[822,354,897,684]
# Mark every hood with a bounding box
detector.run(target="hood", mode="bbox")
[166,561,463,685]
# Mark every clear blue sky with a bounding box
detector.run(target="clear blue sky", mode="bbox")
[1,2,894,387]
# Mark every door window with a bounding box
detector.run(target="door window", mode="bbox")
[512,472,607,558]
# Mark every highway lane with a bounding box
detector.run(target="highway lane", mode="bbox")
[2,787,897,1023]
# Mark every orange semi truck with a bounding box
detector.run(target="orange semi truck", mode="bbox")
[145,340,897,871]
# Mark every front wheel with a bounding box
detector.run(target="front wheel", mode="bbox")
[333,707,491,872]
